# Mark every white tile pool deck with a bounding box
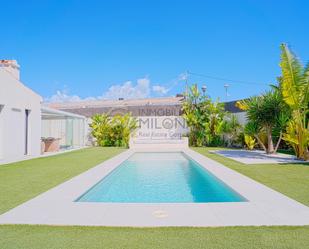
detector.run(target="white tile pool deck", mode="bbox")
[211,149,300,164]
[0,148,309,227]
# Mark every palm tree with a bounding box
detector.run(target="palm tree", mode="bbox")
[244,120,266,152]
[279,44,309,160]
[237,91,288,154]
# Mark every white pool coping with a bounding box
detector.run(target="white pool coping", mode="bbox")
[0,148,309,227]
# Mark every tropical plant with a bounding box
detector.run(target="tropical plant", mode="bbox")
[111,114,138,147]
[182,85,209,146]
[222,114,243,147]
[90,113,137,148]
[243,120,265,151]
[205,100,226,145]
[279,44,309,160]
[182,84,226,146]
[90,114,111,146]
[237,90,289,154]
[244,135,256,150]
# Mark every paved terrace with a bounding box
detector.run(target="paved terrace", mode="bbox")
[211,150,299,164]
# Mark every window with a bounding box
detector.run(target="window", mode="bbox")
[25,109,30,155]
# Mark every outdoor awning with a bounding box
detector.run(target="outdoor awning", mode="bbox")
[41,106,86,120]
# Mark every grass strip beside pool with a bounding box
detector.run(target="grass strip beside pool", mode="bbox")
[0,147,125,214]
[193,147,309,207]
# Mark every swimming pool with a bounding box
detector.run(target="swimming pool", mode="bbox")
[76,152,246,203]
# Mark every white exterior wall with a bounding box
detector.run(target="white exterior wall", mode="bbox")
[133,116,189,140]
[0,69,42,164]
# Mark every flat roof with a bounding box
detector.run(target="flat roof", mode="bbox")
[41,106,86,120]
[46,96,184,110]
[45,97,244,117]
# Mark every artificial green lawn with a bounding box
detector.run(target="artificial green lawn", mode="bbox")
[1,147,309,249]
[0,147,125,214]
[193,147,309,207]
[1,225,308,249]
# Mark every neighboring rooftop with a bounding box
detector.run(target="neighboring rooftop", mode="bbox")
[48,96,184,109]
[224,100,244,113]
[46,96,244,117]
[46,96,185,117]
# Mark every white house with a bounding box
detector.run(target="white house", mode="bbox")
[0,60,87,164]
[0,60,42,163]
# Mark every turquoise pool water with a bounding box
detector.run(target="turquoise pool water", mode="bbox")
[77,152,246,203]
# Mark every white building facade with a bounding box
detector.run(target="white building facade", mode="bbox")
[0,60,42,164]
[0,60,87,164]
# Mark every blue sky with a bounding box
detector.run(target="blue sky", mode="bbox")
[1,0,309,102]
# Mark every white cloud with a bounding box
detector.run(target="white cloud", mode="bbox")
[151,72,187,96]
[45,77,152,103]
[44,73,189,103]
[45,90,82,103]
[103,77,150,99]
[152,85,169,95]
[178,72,188,81]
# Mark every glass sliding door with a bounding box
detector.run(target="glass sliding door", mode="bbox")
[65,118,73,149]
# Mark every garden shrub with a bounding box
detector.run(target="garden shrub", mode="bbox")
[90,113,137,148]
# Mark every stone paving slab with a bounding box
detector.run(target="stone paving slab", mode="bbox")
[211,149,301,164]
